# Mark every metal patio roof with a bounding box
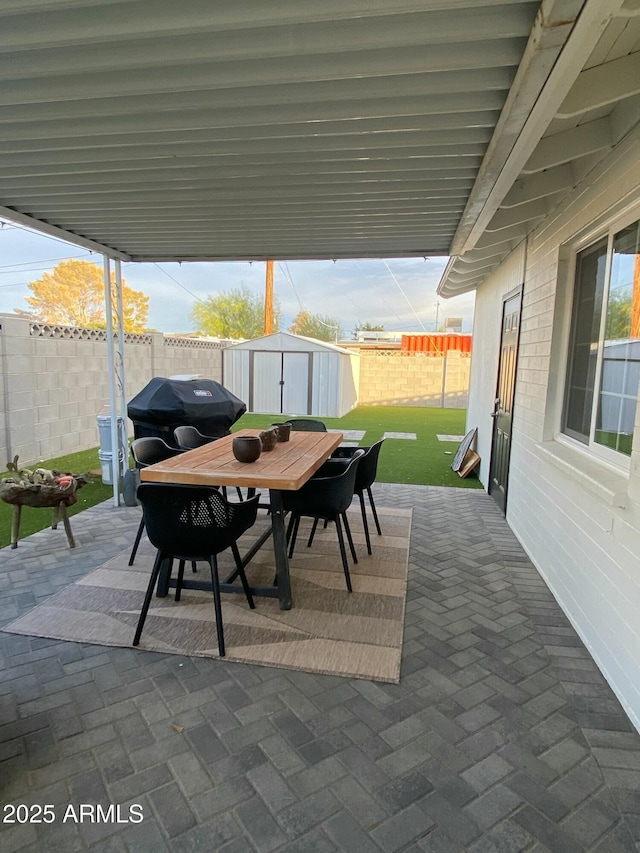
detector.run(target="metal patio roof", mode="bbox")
[0,0,638,274]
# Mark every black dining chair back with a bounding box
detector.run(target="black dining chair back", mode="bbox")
[286,418,327,432]
[174,425,224,450]
[281,449,364,591]
[173,425,244,502]
[128,437,183,566]
[131,436,182,468]
[133,484,259,656]
[330,439,385,554]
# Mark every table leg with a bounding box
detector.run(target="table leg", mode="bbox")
[269,489,292,610]
[11,504,21,548]
[59,503,76,549]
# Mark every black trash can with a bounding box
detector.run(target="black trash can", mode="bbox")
[127,377,246,448]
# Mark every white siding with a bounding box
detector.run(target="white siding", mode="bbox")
[311,351,340,417]
[471,137,640,730]
[222,348,250,408]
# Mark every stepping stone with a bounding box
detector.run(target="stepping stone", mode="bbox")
[437,434,465,442]
[328,429,366,441]
[383,432,417,440]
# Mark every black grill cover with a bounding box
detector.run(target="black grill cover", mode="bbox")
[127,377,246,446]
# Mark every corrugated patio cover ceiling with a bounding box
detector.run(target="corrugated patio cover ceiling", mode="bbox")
[0,0,543,262]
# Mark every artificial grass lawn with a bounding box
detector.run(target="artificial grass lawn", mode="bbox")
[0,407,480,548]
[233,406,481,488]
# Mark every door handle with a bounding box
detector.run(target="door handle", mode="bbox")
[490,398,500,418]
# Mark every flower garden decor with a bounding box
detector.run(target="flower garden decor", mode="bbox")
[1,456,90,549]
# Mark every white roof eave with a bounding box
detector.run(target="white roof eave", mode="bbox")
[438,0,629,299]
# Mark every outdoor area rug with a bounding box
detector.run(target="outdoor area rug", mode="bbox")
[3,505,412,683]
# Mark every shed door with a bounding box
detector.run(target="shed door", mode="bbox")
[489,287,521,514]
[282,353,311,414]
[251,352,282,413]
[250,351,311,414]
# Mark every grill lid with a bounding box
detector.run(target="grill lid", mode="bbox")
[127,377,246,436]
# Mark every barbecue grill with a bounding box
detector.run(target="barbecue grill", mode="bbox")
[127,377,246,448]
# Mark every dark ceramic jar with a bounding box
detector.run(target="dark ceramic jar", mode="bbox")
[259,428,278,452]
[269,422,291,442]
[232,435,262,463]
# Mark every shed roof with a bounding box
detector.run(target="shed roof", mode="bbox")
[226,332,354,355]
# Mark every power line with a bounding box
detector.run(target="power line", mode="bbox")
[278,262,305,313]
[0,218,98,252]
[0,255,90,273]
[381,260,427,332]
[147,263,207,305]
[352,260,406,327]
[277,262,340,333]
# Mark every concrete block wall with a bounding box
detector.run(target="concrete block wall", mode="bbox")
[0,317,470,468]
[0,316,224,467]
[357,350,470,407]
[441,351,470,408]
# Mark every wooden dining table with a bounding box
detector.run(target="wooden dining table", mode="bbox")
[139,428,343,609]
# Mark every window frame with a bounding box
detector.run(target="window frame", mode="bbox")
[560,204,640,471]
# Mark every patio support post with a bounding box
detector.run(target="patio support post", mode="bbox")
[114,260,128,481]
[103,256,120,506]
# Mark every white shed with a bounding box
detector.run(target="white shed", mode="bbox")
[223,333,359,418]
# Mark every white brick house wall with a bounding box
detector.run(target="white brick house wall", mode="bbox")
[468,138,640,731]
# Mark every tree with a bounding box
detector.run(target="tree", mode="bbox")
[21,259,149,332]
[289,311,341,342]
[352,321,385,339]
[190,285,279,338]
[605,286,632,340]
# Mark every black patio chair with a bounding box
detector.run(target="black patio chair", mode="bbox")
[322,439,386,555]
[133,484,258,656]
[281,449,364,591]
[174,425,243,501]
[286,418,327,432]
[173,424,228,449]
[128,437,184,567]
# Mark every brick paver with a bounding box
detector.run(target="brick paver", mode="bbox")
[1,486,639,852]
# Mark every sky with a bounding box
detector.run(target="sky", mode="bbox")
[0,217,475,338]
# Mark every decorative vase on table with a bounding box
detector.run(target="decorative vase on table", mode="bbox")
[269,422,291,442]
[232,436,262,463]
[259,428,278,452]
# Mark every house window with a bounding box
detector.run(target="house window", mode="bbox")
[563,217,640,458]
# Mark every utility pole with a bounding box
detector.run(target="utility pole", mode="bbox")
[264,260,274,334]
[434,300,440,332]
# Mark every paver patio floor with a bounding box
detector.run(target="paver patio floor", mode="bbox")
[1,484,639,852]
